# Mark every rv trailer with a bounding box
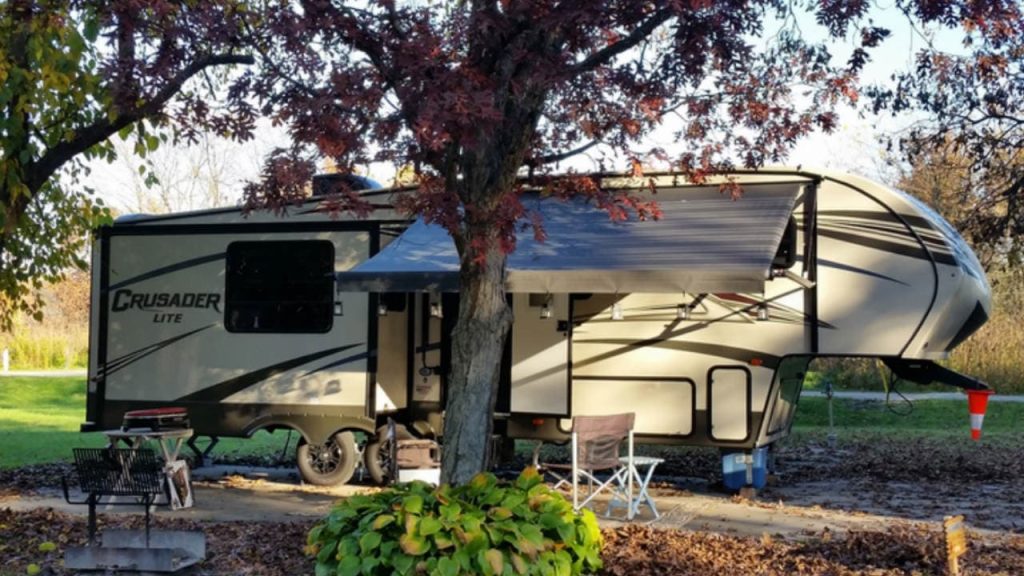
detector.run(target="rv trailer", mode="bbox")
[84,169,991,487]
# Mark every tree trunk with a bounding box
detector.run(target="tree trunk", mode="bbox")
[440,245,512,485]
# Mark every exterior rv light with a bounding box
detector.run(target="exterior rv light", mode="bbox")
[429,299,443,319]
[757,304,769,321]
[677,304,689,320]
[377,302,388,317]
[334,302,344,316]
[611,301,624,321]
[540,294,553,319]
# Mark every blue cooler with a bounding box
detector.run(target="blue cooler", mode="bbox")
[721,448,767,490]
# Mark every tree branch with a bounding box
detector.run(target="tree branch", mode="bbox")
[29,53,254,192]
[243,18,319,99]
[319,3,417,125]
[568,8,674,74]
[384,0,408,37]
[527,139,602,166]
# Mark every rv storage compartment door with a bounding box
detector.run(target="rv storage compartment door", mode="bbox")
[510,293,569,415]
[708,366,751,442]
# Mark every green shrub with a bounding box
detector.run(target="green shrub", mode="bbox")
[307,468,603,576]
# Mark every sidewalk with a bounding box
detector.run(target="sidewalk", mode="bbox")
[802,389,1024,402]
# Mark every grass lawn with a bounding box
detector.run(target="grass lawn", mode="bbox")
[0,376,291,469]
[793,395,1023,438]
[2,376,1021,469]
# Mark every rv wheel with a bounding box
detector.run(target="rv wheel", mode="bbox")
[296,431,358,486]
[363,424,413,485]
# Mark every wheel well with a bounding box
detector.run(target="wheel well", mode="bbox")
[243,415,375,445]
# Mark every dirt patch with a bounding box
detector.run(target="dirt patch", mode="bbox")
[602,523,1024,576]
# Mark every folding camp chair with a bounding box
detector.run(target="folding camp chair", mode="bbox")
[538,413,635,518]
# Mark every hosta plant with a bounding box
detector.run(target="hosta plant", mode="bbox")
[307,468,602,576]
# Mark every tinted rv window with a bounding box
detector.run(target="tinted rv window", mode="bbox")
[225,240,334,333]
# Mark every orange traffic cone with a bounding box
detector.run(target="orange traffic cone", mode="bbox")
[966,388,994,440]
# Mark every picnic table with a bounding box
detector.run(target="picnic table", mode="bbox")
[104,427,195,510]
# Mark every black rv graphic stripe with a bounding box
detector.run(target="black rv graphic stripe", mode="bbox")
[822,219,946,246]
[100,324,215,377]
[818,258,909,285]
[574,339,782,370]
[109,253,225,291]
[818,209,934,230]
[817,228,957,266]
[818,210,954,253]
[176,344,362,402]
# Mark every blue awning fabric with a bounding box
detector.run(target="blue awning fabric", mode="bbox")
[336,182,802,294]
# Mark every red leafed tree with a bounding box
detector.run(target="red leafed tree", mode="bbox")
[237,0,997,484]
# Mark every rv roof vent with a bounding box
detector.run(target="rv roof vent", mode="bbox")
[114,213,153,223]
[311,173,382,196]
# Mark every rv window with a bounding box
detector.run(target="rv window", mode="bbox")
[772,217,797,270]
[225,240,334,333]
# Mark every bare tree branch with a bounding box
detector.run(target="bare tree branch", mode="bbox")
[528,139,602,166]
[568,8,674,74]
[30,53,254,192]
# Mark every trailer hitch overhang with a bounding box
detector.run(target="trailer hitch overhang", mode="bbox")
[882,358,990,391]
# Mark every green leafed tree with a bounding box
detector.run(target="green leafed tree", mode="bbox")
[0,0,253,328]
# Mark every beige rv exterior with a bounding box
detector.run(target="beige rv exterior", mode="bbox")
[85,169,991,485]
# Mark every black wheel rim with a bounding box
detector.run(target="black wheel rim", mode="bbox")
[307,439,342,475]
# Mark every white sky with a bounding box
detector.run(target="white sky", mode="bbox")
[86,4,961,213]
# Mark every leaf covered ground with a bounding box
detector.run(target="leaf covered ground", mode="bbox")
[3,433,1024,574]
[1,508,1023,575]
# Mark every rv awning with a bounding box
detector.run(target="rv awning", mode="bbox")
[337,182,802,294]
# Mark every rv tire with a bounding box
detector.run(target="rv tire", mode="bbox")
[364,424,413,485]
[296,431,358,486]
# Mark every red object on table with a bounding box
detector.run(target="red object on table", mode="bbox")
[122,407,190,431]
